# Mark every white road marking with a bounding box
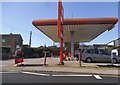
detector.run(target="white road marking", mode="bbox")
[93,75,102,80]
[21,72,50,76]
[52,74,93,77]
[53,74,102,80]
[1,71,102,80]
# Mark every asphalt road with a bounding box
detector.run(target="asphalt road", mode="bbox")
[1,71,120,84]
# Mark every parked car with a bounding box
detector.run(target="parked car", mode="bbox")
[81,49,120,63]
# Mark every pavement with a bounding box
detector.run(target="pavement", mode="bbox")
[1,57,120,76]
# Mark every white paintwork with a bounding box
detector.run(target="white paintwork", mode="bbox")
[93,75,102,79]
[21,72,50,76]
[52,74,93,77]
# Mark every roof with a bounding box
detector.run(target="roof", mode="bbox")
[32,17,118,43]
[0,33,23,41]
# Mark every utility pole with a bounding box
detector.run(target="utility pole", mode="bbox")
[29,31,32,47]
[72,12,74,18]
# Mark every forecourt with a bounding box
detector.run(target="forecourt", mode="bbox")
[32,17,118,64]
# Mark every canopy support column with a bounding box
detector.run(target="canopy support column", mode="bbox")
[70,31,74,60]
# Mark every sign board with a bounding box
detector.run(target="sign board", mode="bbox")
[60,31,63,39]
[58,0,64,64]
[114,38,120,47]
[16,45,20,49]
[58,0,64,39]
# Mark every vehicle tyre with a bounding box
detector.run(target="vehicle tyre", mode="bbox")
[112,58,117,63]
[86,58,92,63]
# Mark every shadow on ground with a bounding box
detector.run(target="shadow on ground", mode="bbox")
[97,65,120,68]
[17,64,48,67]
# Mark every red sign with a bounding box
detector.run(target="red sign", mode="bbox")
[15,57,24,64]
[58,0,64,39]
[58,0,64,65]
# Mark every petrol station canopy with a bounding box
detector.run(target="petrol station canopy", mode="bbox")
[32,17,118,43]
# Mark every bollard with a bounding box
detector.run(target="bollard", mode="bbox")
[44,52,46,66]
[78,52,81,67]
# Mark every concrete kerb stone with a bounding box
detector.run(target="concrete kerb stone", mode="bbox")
[3,64,119,76]
[2,58,120,76]
[18,65,119,76]
[22,69,120,77]
[3,63,118,76]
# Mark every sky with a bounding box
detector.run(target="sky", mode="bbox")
[1,2,119,47]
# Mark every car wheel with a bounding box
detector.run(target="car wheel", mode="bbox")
[112,58,117,63]
[86,58,92,63]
